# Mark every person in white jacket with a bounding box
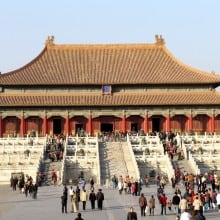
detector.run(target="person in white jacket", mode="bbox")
[179,197,187,213]
[118,180,123,194]
[180,209,192,220]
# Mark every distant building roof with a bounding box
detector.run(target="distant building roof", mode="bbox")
[1,35,220,86]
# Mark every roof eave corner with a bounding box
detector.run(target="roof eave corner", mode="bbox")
[45,35,55,48]
[155,34,165,46]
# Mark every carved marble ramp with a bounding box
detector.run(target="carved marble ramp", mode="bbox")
[99,141,137,186]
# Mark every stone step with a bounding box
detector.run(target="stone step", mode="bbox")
[100,142,129,181]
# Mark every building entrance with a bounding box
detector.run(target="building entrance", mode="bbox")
[152,118,160,132]
[75,123,84,135]
[101,123,113,132]
[53,119,61,134]
[131,123,138,132]
[75,123,83,131]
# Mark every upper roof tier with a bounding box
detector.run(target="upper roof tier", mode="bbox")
[1,35,220,86]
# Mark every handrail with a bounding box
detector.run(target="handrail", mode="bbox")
[164,154,175,181]
[181,139,200,175]
[188,152,200,175]
[60,135,67,185]
[95,135,101,185]
[127,134,140,180]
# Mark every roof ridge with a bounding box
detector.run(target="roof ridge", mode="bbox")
[45,34,163,50]
[46,42,159,50]
[45,34,165,49]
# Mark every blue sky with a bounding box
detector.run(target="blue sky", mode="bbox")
[0,0,220,75]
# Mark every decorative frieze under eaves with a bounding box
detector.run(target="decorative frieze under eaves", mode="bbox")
[1,107,220,119]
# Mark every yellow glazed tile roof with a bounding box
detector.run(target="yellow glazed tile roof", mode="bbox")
[1,36,220,85]
[1,91,220,107]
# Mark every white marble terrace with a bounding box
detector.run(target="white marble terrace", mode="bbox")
[180,133,220,174]
[127,133,175,182]
[61,135,101,185]
[1,132,219,185]
[0,136,46,184]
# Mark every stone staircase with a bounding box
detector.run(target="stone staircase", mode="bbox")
[172,155,195,175]
[99,141,137,185]
[40,159,63,185]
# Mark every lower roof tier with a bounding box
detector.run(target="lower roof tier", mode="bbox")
[1,91,220,107]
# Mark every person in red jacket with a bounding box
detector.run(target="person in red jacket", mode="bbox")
[160,193,167,215]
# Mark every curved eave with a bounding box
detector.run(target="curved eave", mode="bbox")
[0,47,47,80]
[162,46,220,85]
[1,91,220,107]
[0,40,220,85]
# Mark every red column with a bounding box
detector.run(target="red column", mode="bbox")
[0,116,3,137]
[43,115,47,136]
[143,115,148,134]
[65,115,70,135]
[87,115,92,136]
[166,114,170,132]
[208,116,212,132]
[211,114,215,133]
[188,114,193,132]
[20,116,25,137]
[121,115,126,133]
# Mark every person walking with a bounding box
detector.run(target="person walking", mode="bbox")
[139,193,147,216]
[118,180,123,195]
[179,197,188,214]
[69,186,73,198]
[180,209,192,220]
[148,195,155,216]
[89,189,96,209]
[61,194,67,213]
[69,186,73,211]
[32,183,38,199]
[51,169,57,186]
[80,189,88,210]
[96,188,104,210]
[74,212,84,220]
[193,195,202,214]
[194,209,206,220]
[89,177,94,190]
[111,175,118,189]
[76,185,81,210]
[71,190,78,213]
[159,193,167,215]
[172,192,180,215]
[61,185,68,213]
[127,207,137,220]
[216,191,220,212]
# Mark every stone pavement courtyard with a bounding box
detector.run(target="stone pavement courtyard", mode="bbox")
[0,182,219,220]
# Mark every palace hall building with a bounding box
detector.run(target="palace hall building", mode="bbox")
[1,35,220,137]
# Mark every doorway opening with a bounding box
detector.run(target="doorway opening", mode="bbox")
[75,124,84,136]
[53,119,61,134]
[101,123,113,132]
[152,118,160,132]
[131,123,138,133]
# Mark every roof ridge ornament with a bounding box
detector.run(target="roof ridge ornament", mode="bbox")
[155,34,165,45]
[45,36,55,46]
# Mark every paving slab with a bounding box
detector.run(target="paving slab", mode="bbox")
[0,183,219,220]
